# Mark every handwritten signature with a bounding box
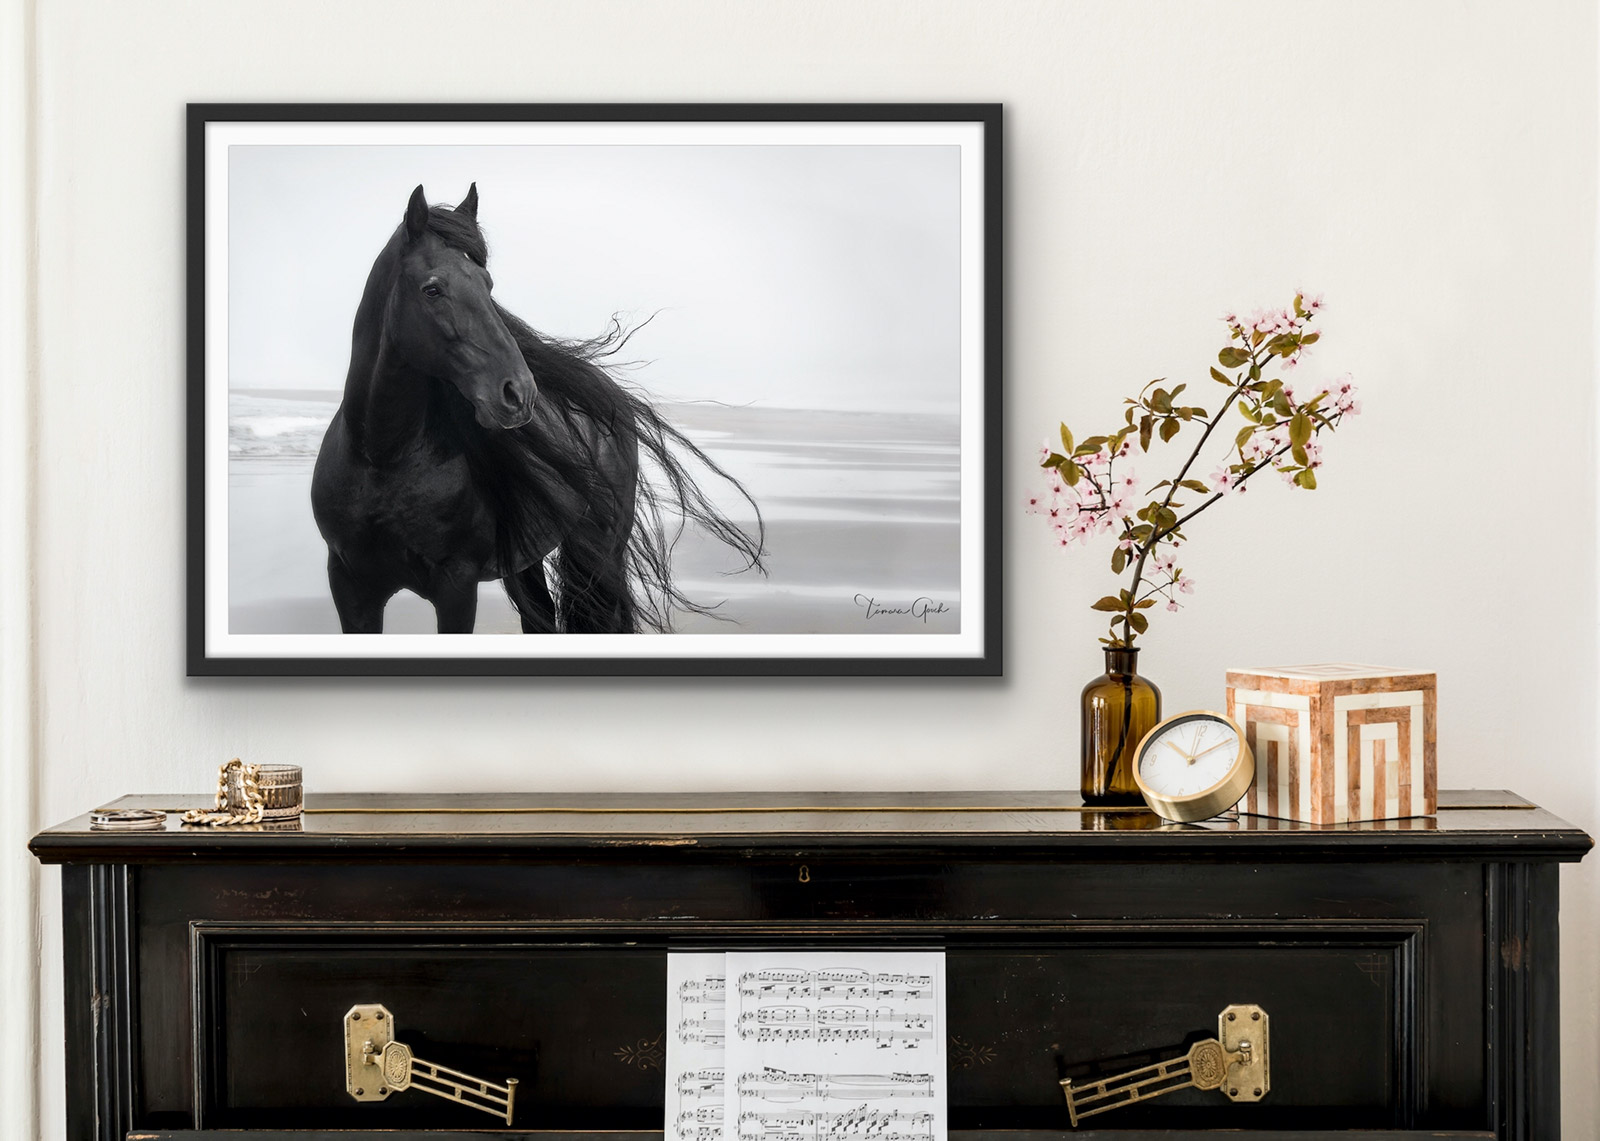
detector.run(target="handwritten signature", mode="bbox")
[854,594,951,623]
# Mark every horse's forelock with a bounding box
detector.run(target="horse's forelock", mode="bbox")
[424,204,489,266]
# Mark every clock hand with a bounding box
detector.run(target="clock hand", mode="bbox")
[1165,740,1195,761]
[1189,740,1234,764]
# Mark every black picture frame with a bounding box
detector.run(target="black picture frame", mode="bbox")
[187,103,1002,677]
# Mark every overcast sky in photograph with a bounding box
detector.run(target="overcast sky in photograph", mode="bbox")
[227,143,963,413]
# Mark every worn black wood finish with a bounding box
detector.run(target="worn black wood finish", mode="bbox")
[33,790,1589,1140]
[128,1126,1497,1132]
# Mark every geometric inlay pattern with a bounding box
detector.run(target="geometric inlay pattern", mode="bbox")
[1228,665,1436,825]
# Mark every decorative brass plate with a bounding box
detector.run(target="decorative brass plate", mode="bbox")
[1061,1003,1269,1125]
[343,1003,518,1125]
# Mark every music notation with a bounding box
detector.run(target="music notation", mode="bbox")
[737,1105,936,1140]
[737,1067,935,1102]
[738,970,934,1003]
[668,955,731,1141]
[672,953,946,1141]
[723,953,947,1141]
[738,1007,933,1048]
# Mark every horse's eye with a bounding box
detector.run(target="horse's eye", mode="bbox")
[421,283,443,298]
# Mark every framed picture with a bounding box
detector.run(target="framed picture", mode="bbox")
[188,103,1001,676]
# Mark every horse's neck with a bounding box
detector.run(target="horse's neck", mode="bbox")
[344,349,434,464]
[340,252,433,464]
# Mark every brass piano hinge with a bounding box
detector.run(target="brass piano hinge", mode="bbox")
[1061,1003,1269,1126]
[344,1004,518,1125]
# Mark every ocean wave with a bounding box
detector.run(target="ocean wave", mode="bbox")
[229,393,338,460]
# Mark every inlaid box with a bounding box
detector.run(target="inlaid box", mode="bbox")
[1226,663,1437,824]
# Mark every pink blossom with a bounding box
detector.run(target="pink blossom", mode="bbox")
[1117,537,1136,553]
[1038,441,1053,463]
[1152,549,1177,575]
[1056,533,1073,549]
[1178,575,1195,594]
[1025,491,1045,514]
[1210,465,1240,494]
[1166,599,1180,612]
[1299,290,1325,314]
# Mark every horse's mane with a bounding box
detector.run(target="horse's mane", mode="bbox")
[422,204,766,632]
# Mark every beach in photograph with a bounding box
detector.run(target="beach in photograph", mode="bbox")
[227,391,961,636]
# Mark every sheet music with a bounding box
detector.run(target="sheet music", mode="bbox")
[725,952,946,1141]
[667,953,728,1141]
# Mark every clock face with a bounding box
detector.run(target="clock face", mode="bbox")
[1138,715,1243,799]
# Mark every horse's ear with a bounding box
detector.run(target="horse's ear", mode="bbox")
[457,183,479,222]
[404,185,429,242]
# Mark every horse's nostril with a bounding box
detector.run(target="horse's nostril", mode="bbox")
[503,381,521,408]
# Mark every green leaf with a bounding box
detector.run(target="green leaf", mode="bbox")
[1159,418,1180,443]
[1129,611,1150,634]
[1292,443,1308,466]
[1111,547,1126,575]
[1059,423,1074,454]
[1301,331,1320,345]
[1272,391,1293,417]
[1218,347,1250,368]
[1180,479,1210,493]
[1295,468,1318,490]
[1134,598,1157,610]
[1131,524,1153,541]
[1075,435,1108,455]
[1062,462,1081,487]
[1235,425,1256,449]
[1210,366,1231,385]
[1248,364,1261,381]
[1139,414,1154,452]
[1151,388,1172,414]
[1290,412,1313,447]
[1042,451,1066,469]
[1091,596,1125,613]
[1170,383,1187,398]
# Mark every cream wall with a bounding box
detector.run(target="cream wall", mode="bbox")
[4,1,1597,1136]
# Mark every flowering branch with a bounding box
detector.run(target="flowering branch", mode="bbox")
[1031,291,1360,647]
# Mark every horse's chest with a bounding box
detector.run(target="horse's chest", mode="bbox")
[316,448,492,572]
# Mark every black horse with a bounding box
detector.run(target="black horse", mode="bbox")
[310,184,764,634]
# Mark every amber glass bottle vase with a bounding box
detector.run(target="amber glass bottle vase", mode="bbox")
[1081,647,1161,805]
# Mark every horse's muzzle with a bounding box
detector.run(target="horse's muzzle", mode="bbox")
[478,377,537,430]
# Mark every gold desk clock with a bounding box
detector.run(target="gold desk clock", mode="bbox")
[1133,710,1255,823]
[1062,1003,1270,1125]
